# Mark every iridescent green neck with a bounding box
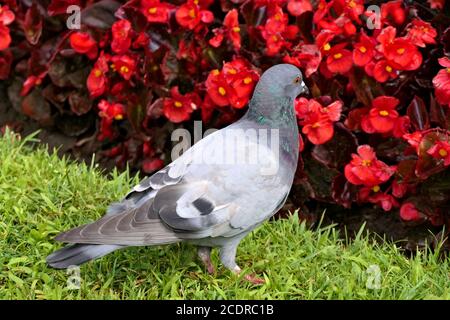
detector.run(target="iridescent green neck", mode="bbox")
[246,96,297,129]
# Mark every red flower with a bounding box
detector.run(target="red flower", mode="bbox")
[359,185,399,211]
[141,0,171,24]
[0,23,11,51]
[406,19,437,48]
[223,9,240,50]
[376,26,397,54]
[142,158,164,174]
[163,86,200,123]
[259,5,295,56]
[283,44,321,77]
[0,5,15,25]
[205,59,259,109]
[133,32,150,49]
[326,43,353,74]
[287,0,312,16]
[111,19,132,54]
[392,116,410,138]
[428,0,445,9]
[373,59,398,83]
[302,112,334,145]
[316,30,335,55]
[313,0,332,24]
[392,179,408,198]
[426,140,450,166]
[384,37,422,71]
[403,131,423,152]
[381,0,406,26]
[87,52,109,98]
[366,96,399,134]
[400,202,422,221]
[97,100,125,141]
[176,0,213,31]
[344,145,395,186]
[342,0,364,23]
[111,55,136,81]
[296,98,342,145]
[209,9,241,50]
[98,100,125,121]
[69,32,98,60]
[432,57,450,107]
[353,32,376,67]
[20,72,47,96]
[206,69,236,107]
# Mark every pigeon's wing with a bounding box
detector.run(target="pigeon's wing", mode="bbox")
[55,128,290,245]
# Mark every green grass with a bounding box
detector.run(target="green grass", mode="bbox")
[0,131,449,300]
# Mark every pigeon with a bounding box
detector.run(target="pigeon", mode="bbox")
[47,64,309,284]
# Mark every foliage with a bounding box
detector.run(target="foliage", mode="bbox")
[0,0,449,227]
[1,132,450,299]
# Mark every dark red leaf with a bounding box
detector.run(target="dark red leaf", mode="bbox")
[407,95,429,131]
[311,123,358,169]
[21,89,52,126]
[81,0,122,29]
[69,92,92,115]
[22,3,43,45]
[416,130,449,179]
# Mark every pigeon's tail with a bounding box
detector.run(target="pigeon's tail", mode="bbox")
[46,244,123,269]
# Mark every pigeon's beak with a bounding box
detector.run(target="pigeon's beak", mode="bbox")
[300,81,309,96]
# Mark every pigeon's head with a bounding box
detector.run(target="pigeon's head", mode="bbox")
[255,64,309,100]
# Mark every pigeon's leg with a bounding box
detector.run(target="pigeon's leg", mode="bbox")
[219,241,265,285]
[197,246,215,274]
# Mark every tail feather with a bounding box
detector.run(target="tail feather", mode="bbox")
[46,244,123,269]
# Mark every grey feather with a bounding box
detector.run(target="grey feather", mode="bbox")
[47,64,308,272]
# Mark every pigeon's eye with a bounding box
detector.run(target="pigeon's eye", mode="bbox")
[293,76,301,84]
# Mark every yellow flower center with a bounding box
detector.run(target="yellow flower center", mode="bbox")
[212,69,220,76]
[35,79,42,85]
[439,148,448,157]
[379,110,389,116]
[362,159,372,167]
[447,68,450,74]
[372,185,380,193]
[148,7,157,14]
[312,122,321,128]
[232,26,240,33]
[385,65,393,72]
[359,46,367,53]
[348,0,356,8]
[272,35,279,42]
[228,68,237,75]
[120,66,129,73]
[94,69,102,77]
[188,9,196,18]
[244,77,252,84]
[323,43,331,51]
[334,53,343,59]
[274,14,282,21]
[194,0,199,4]
[174,101,183,108]
[397,48,405,54]
[218,87,226,96]
[110,64,116,71]
[114,114,123,120]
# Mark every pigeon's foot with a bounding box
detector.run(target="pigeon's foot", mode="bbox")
[232,266,266,285]
[197,246,215,274]
[244,274,266,285]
